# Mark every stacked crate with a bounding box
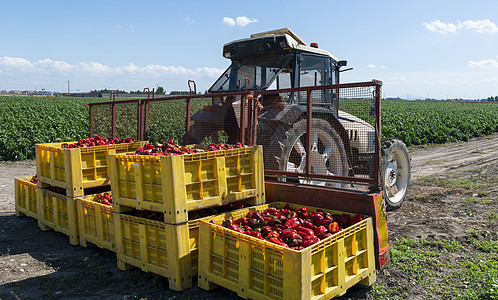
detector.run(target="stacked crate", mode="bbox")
[76,192,116,251]
[34,141,145,245]
[109,145,265,291]
[198,202,377,300]
[14,176,38,219]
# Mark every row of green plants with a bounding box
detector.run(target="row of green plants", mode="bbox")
[1,96,498,161]
[382,100,498,146]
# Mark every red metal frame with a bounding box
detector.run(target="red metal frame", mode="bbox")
[84,80,382,187]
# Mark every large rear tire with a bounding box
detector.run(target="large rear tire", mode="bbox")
[275,119,349,187]
[382,138,411,210]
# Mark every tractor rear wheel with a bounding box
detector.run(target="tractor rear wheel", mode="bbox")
[275,118,349,187]
[382,138,411,210]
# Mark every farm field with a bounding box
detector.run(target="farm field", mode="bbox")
[1,95,498,161]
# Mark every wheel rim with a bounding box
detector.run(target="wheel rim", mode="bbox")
[384,148,410,204]
[285,128,344,187]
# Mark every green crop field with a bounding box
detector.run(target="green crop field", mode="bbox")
[382,100,498,146]
[1,95,498,161]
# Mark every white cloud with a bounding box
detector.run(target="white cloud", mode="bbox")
[468,58,498,69]
[423,19,498,34]
[222,17,236,26]
[0,57,34,71]
[423,20,458,34]
[35,59,72,72]
[0,56,225,92]
[222,16,258,27]
[129,25,134,30]
[368,64,386,69]
[235,16,258,27]
[459,19,498,33]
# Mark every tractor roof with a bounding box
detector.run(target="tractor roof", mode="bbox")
[223,28,340,62]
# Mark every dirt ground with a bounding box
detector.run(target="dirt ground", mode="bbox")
[0,133,497,299]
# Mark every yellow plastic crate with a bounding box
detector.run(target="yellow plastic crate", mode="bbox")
[37,188,79,245]
[198,202,376,300]
[14,176,38,219]
[36,141,145,197]
[114,212,204,291]
[109,145,265,224]
[76,193,115,251]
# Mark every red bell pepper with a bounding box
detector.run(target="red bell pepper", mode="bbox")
[322,233,332,239]
[268,237,288,247]
[260,226,272,237]
[228,224,244,234]
[321,220,332,229]
[328,221,340,233]
[222,219,233,228]
[296,226,315,238]
[285,232,303,247]
[278,209,293,220]
[284,217,302,229]
[302,235,320,247]
[312,213,325,226]
[267,230,280,239]
[301,219,315,230]
[314,225,328,239]
[296,207,309,218]
[279,229,297,241]
[349,214,363,226]
[252,211,265,221]
[234,217,248,226]
[291,246,304,251]
[264,207,278,216]
[249,230,263,239]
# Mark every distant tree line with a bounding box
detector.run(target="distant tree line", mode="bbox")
[169,91,201,95]
[90,87,167,95]
[487,96,498,101]
[88,87,203,96]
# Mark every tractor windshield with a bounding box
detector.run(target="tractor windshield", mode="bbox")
[209,54,294,93]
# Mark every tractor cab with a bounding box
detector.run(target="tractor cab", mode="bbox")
[208,28,347,108]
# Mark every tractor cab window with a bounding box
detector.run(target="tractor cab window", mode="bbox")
[210,66,232,92]
[298,54,332,87]
[268,69,292,90]
[297,54,335,105]
[208,54,294,93]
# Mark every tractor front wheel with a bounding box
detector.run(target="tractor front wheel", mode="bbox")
[381,138,411,210]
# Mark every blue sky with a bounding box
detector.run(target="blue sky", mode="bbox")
[1,0,497,99]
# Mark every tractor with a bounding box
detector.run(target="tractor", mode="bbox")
[183,28,411,209]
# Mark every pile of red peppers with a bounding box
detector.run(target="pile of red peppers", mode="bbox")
[210,204,364,250]
[93,193,113,206]
[131,140,244,156]
[61,136,136,148]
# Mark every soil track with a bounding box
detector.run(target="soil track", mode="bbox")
[0,133,497,299]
